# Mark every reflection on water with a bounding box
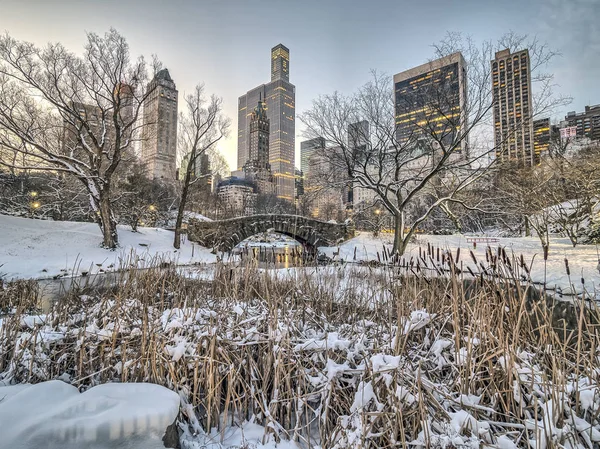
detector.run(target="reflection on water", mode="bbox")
[233,232,305,269]
[235,245,303,269]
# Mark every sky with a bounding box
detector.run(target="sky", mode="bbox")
[1,0,599,172]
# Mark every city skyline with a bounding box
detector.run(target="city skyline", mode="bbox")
[1,0,598,171]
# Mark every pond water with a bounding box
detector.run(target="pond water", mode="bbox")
[231,231,304,269]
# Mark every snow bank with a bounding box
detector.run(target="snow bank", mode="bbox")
[0,214,216,280]
[319,232,600,296]
[0,380,180,449]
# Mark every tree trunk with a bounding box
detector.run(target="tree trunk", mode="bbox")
[524,216,531,237]
[97,190,118,249]
[392,213,409,256]
[174,171,192,249]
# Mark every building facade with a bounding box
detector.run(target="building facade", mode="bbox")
[237,44,295,201]
[243,99,274,195]
[141,69,178,179]
[562,105,600,142]
[533,118,560,161]
[217,177,257,216]
[492,49,534,165]
[300,137,325,176]
[394,52,468,156]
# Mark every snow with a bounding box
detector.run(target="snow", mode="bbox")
[0,380,180,449]
[319,232,600,296]
[181,421,301,449]
[0,214,216,280]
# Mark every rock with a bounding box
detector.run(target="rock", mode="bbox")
[0,380,180,449]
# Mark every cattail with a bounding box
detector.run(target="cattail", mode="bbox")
[564,258,570,276]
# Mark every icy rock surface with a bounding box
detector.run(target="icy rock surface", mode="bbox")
[0,380,180,449]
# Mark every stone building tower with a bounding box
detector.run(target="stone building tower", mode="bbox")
[141,68,178,179]
[244,98,274,195]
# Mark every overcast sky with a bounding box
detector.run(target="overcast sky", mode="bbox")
[1,0,598,171]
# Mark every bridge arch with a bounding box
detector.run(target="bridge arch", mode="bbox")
[187,214,355,254]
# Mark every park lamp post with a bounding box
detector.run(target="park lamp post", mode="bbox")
[373,208,382,237]
[148,204,157,226]
[30,200,41,217]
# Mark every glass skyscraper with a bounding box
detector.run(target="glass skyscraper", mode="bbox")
[394,52,468,157]
[238,44,295,201]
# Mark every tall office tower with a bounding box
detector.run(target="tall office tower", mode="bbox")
[237,44,295,201]
[492,49,534,165]
[141,69,178,179]
[300,137,325,176]
[244,98,274,195]
[562,105,600,142]
[394,52,468,156]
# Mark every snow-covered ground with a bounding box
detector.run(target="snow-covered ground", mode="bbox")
[0,214,216,280]
[2,213,599,297]
[319,232,600,296]
[0,380,180,449]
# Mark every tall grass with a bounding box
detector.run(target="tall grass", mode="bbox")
[1,249,599,448]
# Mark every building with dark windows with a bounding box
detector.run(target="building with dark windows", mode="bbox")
[243,98,274,195]
[394,52,468,156]
[348,120,370,151]
[492,49,534,165]
[237,44,295,201]
[562,105,600,142]
[142,69,178,179]
[300,137,325,176]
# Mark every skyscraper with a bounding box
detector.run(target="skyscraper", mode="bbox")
[300,137,325,176]
[243,98,274,195]
[142,69,178,179]
[394,52,468,156]
[492,49,534,165]
[237,44,295,201]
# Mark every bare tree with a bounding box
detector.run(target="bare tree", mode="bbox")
[300,33,566,255]
[0,29,158,248]
[174,85,230,249]
[498,163,554,259]
[545,143,600,246]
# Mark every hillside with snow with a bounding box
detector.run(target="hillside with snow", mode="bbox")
[0,214,216,280]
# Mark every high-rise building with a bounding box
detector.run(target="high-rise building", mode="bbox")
[394,52,468,156]
[533,118,559,162]
[348,120,370,150]
[63,84,135,161]
[243,98,274,195]
[492,49,534,165]
[562,105,600,142]
[300,137,325,176]
[237,44,295,201]
[142,69,178,179]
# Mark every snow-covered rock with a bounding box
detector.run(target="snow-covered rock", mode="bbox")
[0,380,180,449]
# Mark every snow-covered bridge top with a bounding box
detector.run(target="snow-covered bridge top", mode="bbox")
[187,214,355,253]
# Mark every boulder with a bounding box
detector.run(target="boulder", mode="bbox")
[0,380,180,449]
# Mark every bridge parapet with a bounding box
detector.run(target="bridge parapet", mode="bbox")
[188,214,355,253]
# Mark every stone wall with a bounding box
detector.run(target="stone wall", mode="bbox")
[188,215,355,252]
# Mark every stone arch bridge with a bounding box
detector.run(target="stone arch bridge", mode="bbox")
[187,214,355,253]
